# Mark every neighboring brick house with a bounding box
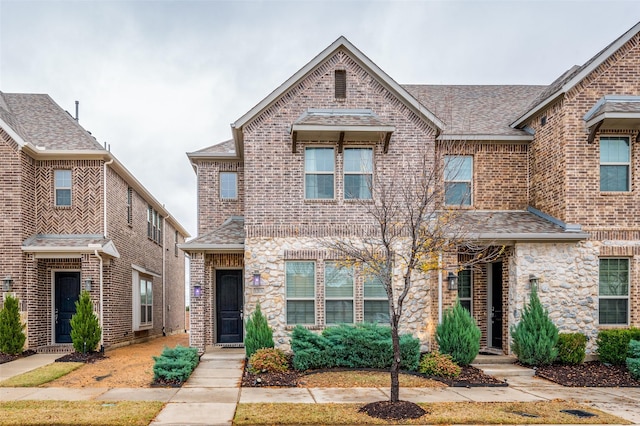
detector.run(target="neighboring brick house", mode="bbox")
[0,92,189,352]
[183,23,640,355]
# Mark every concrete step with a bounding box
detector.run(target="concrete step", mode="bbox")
[472,363,535,377]
[472,354,517,364]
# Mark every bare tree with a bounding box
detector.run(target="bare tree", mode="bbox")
[326,140,502,404]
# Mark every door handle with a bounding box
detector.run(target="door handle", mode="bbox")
[55,309,59,325]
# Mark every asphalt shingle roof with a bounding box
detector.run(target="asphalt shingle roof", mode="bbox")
[22,234,111,248]
[193,139,236,155]
[186,216,245,246]
[456,210,567,236]
[294,109,391,127]
[0,92,103,150]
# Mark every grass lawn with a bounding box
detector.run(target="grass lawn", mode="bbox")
[301,371,444,388]
[0,363,83,387]
[234,401,630,425]
[0,401,164,426]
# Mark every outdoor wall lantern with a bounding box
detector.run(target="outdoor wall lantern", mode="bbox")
[252,271,261,286]
[447,271,458,291]
[84,278,93,292]
[529,274,540,289]
[193,284,202,298]
[3,275,13,292]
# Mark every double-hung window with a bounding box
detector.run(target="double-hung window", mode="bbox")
[139,277,153,327]
[599,258,629,325]
[363,274,388,323]
[444,155,473,206]
[344,148,373,199]
[458,269,472,313]
[286,262,315,325]
[325,262,354,324]
[600,136,631,191]
[305,147,334,199]
[54,169,72,206]
[220,172,238,199]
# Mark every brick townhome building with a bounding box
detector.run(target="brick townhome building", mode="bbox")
[0,93,189,352]
[184,23,640,355]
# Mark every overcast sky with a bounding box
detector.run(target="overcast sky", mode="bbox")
[1,0,639,237]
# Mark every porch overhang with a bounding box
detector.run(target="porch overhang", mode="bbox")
[21,234,120,258]
[179,243,245,253]
[290,109,395,153]
[584,96,640,143]
[180,216,245,254]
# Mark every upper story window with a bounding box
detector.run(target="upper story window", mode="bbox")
[344,148,373,199]
[126,187,133,225]
[220,172,238,199]
[174,230,179,257]
[147,205,162,244]
[54,169,72,207]
[325,262,354,324]
[444,155,473,206]
[599,258,629,325]
[305,147,335,199]
[286,261,315,325]
[600,136,630,192]
[458,269,473,314]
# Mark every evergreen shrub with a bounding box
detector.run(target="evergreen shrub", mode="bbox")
[248,348,289,374]
[0,294,26,355]
[626,340,640,380]
[418,351,461,378]
[597,328,640,365]
[290,323,420,371]
[153,345,199,383]
[510,285,558,366]
[244,303,274,358]
[70,291,101,354]
[556,333,587,365]
[436,301,481,366]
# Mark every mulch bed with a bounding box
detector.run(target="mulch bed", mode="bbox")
[55,351,106,363]
[536,361,640,387]
[0,350,36,365]
[360,400,427,420]
[242,365,505,387]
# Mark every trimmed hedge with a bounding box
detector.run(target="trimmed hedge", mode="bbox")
[419,352,461,378]
[153,345,199,383]
[626,340,640,380]
[290,323,420,371]
[557,333,587,365]
[597,328,640,365]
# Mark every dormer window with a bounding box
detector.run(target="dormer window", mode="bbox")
[335,70,346,99]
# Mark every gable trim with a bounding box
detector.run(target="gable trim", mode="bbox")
[0,116,27,147]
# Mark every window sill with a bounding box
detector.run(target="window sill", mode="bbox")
[600,191,633,196]
[135,324,153,331]
[598,324,630,328]
[54,205,72,209]
[285,324,323,331]
[304,199,338,204]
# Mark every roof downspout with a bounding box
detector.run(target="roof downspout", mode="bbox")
[162,215,169,336]
[438,252,443,324]
[93,249,104,352]
[103,158,114,237]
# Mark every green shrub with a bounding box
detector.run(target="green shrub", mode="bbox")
[597,328,640,365]
[153,345,199,383]
[244,303,274,358]
[248,348,289,374]
[0,294,26,355]
[627,340,640,380]
[290,323,420,371]
[510,285,558,366]
[436,301,481,366]
[557,333,587,365]
[418,352,461,378]
[70,291,102,354]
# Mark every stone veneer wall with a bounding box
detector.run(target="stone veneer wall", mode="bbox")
[509,241,600,354]
[244,237,433,351]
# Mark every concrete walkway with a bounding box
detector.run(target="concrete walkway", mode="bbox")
[0,354,62,381]
[1,349,640,425]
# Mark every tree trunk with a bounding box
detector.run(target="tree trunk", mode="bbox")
[390,316,401,402]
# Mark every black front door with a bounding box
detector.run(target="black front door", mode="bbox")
[490,262,503,349]
[216,270,243,344]
[55,272,80,343]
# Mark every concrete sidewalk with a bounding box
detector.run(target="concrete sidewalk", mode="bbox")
[0,354,62,381]
[1,348,640,425]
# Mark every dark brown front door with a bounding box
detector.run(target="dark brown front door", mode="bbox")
[490,262,503,349]
[55,272,80,343]
[216,270,243,344]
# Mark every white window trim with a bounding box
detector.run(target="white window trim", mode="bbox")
[132,270,154,330]
[600,135,632,192]
[444,155,473,206]
[285,261,316,326]
[598,257,630,326]
[304,147,336,200]
[220,172,238,200]
[54,169,72,207]
[363,274,388,323]
[324,262,355,325]
[343,147,374,200]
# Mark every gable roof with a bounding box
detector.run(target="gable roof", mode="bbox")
[511,21,640,128]
[180,216,244,252]
[230,36,444,157]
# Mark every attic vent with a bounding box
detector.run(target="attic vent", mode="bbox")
[540,115,547,126]
[335,70,346,99]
